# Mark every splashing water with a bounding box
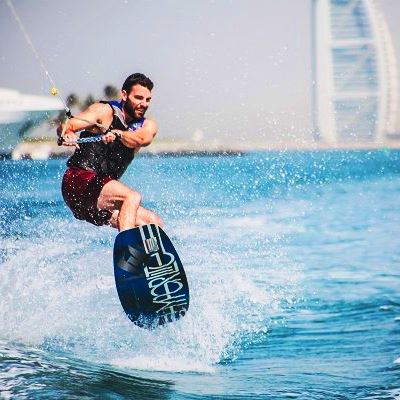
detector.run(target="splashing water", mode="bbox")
[0,156,302,375]
[1,150,399,399]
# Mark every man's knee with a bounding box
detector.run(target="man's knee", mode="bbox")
[149,213,163,227]
[125,190,141,207]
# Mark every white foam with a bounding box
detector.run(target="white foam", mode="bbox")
[111,355,215,373]
[0,216,302,373]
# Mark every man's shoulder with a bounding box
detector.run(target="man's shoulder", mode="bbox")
[143,117,157,129]
[142,118,158,136]
[88,101,113,113]
[100,100,121,110]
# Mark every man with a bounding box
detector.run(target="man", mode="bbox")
[58,73,162,231]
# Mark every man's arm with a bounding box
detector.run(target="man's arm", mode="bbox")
[116,119,158,149]
[57,103,113,145]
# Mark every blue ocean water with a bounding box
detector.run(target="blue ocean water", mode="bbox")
[0,150,399,399]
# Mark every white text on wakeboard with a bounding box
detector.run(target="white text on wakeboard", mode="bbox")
[144,254,188,316]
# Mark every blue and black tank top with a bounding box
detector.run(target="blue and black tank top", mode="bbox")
[66,101,145,179]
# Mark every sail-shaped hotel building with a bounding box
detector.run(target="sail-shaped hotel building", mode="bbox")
[312,0,398,144]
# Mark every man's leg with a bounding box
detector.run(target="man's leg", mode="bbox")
[97,180,163,230]
[97,180,141,231]
[109,206,163,229]
[136,206,164,226]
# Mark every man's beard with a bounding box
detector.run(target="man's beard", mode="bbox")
[124,101,147,120]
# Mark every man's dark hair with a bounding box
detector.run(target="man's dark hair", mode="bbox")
[122,73,154,93]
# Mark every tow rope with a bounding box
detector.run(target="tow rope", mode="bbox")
[6,0,111,145]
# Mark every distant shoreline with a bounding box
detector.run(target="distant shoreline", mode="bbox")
[6,138,400,160]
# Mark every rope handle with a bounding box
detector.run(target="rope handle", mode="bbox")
[76,135,104,144]
[58,130,121,145]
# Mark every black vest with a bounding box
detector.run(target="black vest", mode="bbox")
[66,101,145,179]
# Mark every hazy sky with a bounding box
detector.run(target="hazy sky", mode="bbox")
[1,0,399,143]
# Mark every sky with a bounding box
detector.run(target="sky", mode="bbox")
[1,0,399,144]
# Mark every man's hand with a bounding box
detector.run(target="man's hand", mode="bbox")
[102,131,118,144]
[62,132,80,149]
[116,120,158,149]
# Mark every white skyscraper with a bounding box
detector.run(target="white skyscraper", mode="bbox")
[311,0,398,144]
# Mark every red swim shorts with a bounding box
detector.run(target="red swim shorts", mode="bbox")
[61,167,113,226]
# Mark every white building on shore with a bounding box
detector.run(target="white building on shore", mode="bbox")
[311,0,399,144]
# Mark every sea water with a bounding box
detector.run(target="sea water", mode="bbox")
[0,150,399,399]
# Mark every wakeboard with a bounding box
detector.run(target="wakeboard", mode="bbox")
[113,224,189,328]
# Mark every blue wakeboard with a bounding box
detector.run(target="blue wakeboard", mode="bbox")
[113,224,189,328]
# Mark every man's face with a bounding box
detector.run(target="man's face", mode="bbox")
[122,84,152,120]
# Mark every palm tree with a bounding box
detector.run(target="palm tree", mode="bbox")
[66,93,80,108]
[104,85,119,100]
[81,94,96,110]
